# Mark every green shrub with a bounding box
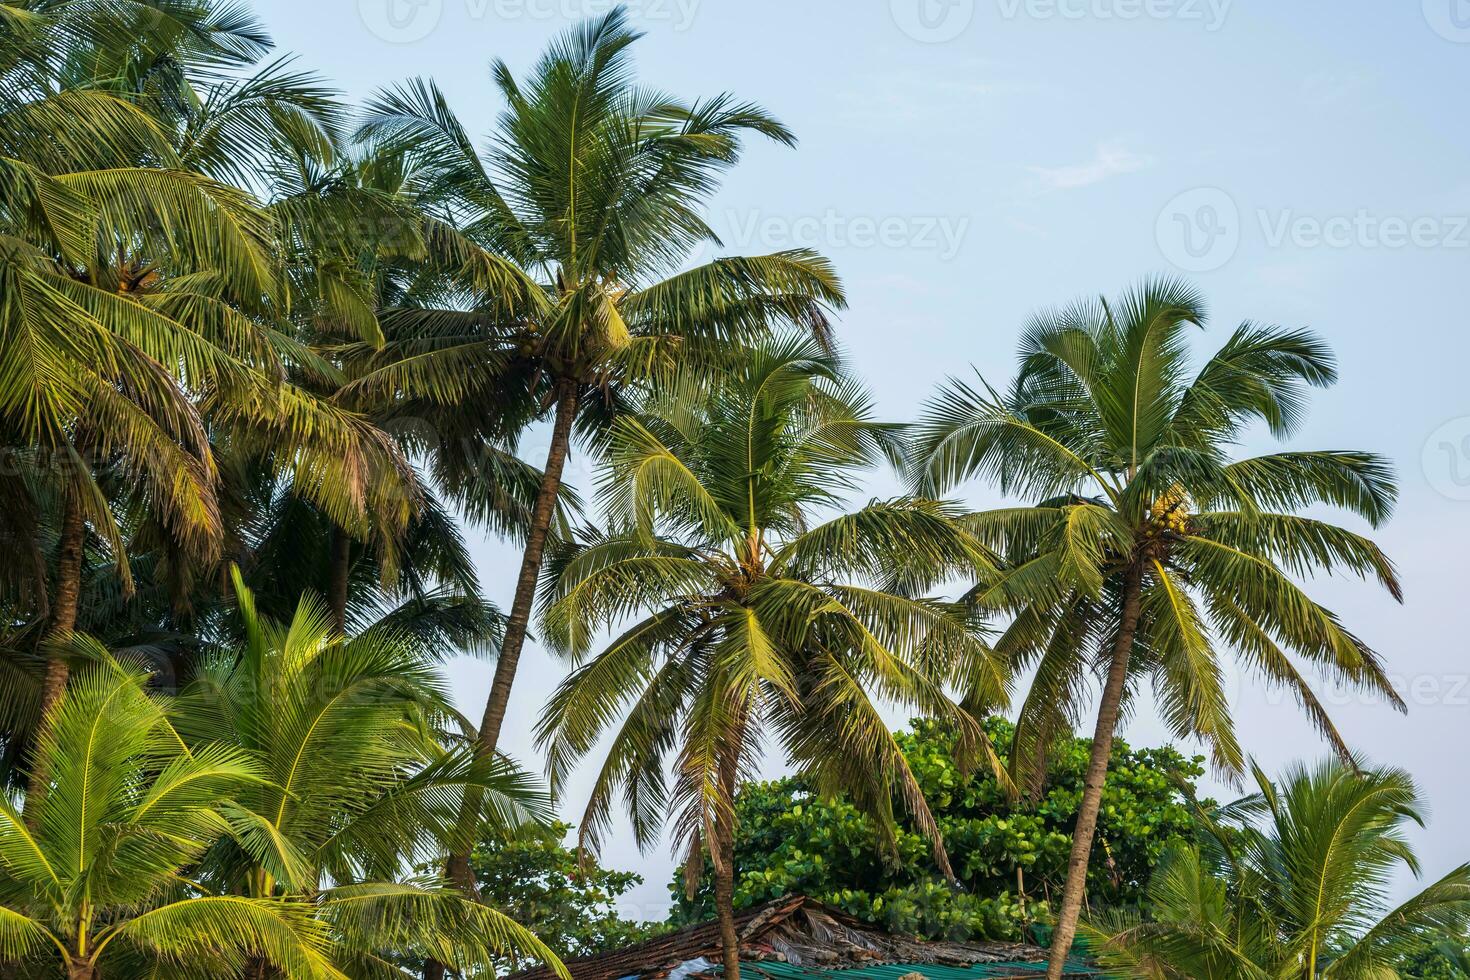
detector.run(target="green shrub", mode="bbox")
[670,718,1206,942]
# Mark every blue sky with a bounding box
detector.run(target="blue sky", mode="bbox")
[253,0,1470,917]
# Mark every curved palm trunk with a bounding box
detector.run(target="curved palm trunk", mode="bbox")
[26,490,85,810]
[431,377,578,976]
[328,525,352,634]
[473,378,579,762]
[714,749,743,980]
[1045,563,1144,980]
[713,838,741,980]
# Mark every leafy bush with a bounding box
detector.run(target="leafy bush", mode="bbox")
[671,718,1205,942]
[471,822,665,971]
[1388,931,1470,978]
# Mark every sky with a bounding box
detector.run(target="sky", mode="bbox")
[250,0,1470,919]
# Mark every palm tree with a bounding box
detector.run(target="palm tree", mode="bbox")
[174,571,565,977]
[0,661,340,978]
[536,337,1005,980]
[353,7,847,895]
[273,134,557,636]
[0,0,420,804]
[0,0,281,780]
[1086,759,1470,978]
[906,278,1403,979]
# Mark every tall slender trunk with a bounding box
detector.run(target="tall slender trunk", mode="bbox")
[425,379,579,980]
[1045,562,1144,980]
[713,747,743,980]
[713,836,740,980]
[473,378,579,764]
[328,526,351,634]
[26,490,85,811]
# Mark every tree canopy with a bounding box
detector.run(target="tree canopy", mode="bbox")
[671,718,1205,943]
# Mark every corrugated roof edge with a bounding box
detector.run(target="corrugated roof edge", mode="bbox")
[505,897,1098,980]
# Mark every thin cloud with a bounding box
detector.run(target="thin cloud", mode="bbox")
[834,61,1044,125]
[1029,140,1154,191]
[1299,70,1375,107]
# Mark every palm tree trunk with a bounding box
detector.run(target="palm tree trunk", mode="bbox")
[26,489,85,811]
[327,525,351,634]
[714,748,743,980]
[427,379,579,980]
[1045,562,1144,980]
[473,377,579,765]
[67,959,95,980]
[713,837,741,980]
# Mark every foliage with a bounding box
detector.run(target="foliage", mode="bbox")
[670,718,1205,943]
[168,570,562,977]
[1394,931,1470,978]
[350,10,852,904]
[537,338,999,864]
[0,0,1433,976]
[1,576,568,978]
[0,0,466,782]
[535,337,1000,977]
[467,822,664,972]
[0,661,336,978]
[911,276,1401,789]
[1086,759,1470,979]
[907,278,1403,972]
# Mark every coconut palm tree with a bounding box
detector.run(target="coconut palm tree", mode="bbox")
[0,661,340,978]
[0,1,279,773]
[536,337,1005,980]
[261,133,550,635]
[0,0,422,806]
[1086,759,1470,978]
[173,571,565,977]
[353,8,847,896]
[906,278,1403,979]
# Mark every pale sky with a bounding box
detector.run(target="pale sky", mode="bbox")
[252,0,1470,918]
